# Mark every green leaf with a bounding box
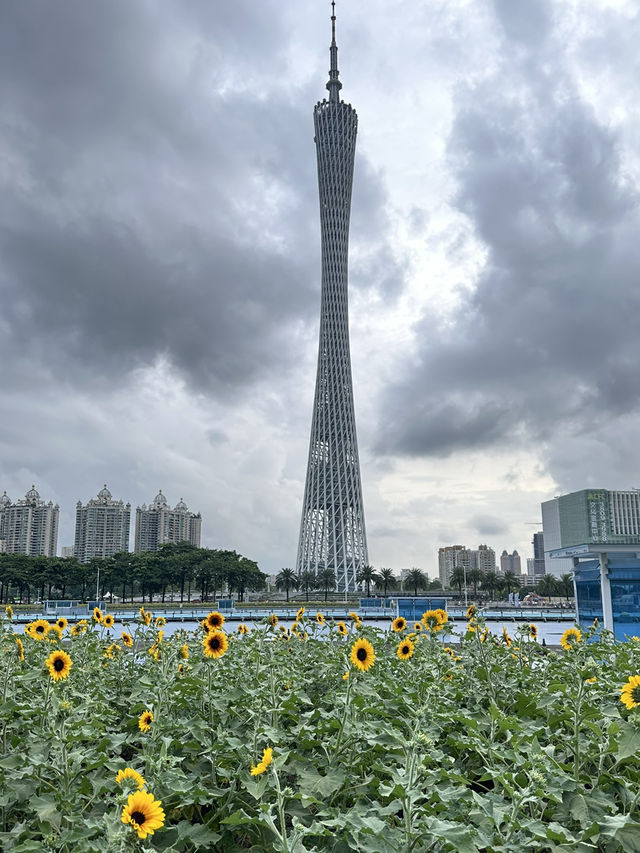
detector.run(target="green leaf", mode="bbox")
[617,723,640,760]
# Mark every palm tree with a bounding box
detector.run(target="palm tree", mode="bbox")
[315,568,336,602]
[537,574,558,600]
[275,568,298,602]
[405,568,426,596]
[559,573,574,602]
[468,568,482,599]
[503,570,521,596]
[482,570,499,602]
[356,564,378,598]
[450,566,466,599]
[299,570,315,602]
[377,567,396,597]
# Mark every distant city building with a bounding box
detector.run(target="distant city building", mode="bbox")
[532,531,545,577]
[134,490,201,553]
[500,550,521,574]
[542,488,640,578]
[543,488,640,639]
[60,546,75,558]
[438,545,470,587]
[74,485,131,563]
[470,544,496,573]
[0,486,59,556]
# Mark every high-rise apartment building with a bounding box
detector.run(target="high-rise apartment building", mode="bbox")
[438,545,470,587]
[297,4,368,592]
[500,550,521,574]
[532,531,545,577]
[470,544,496,573]
[74,485,131,563]
[0,486,59,556]
[134,490,201,553]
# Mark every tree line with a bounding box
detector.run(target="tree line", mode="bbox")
[0,543,265,605]
[274,565,574,601]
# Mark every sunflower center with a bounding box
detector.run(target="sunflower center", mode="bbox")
[632,686,640,703]
[36,625,45,634]
[131,810,146,826]
[402,645,410,655]
[357,647,367,661]
[209,637,220,650]
[53,658,64,671]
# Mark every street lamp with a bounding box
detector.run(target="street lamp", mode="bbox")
[463,562,468,608]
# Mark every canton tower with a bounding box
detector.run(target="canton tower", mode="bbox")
[297,2,368,592]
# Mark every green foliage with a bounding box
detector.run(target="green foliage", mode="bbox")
[0,613,640,851]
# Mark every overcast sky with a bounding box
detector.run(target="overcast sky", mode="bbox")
[1,0,639,576]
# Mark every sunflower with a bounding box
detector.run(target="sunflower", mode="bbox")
[296,606,306,620]
[180,643,189,659]
[16,637,24,662]
[70,623,86,637]
[30,619,51,640]
[121,789,165,840]
[397,639,415,660]
[93,607,103,623]
[115,767,146,790]
[138,710,154,733]
[350,637,375,672]
[337,621,348,636]
[207,611,225,629]
[238,624,249,635]
[620,675,640,710]
[48,625,63,642]
[280,624,288,634]
[203,630,228,659]
[268,613,279,627]
[434,609,448,625]
[502,626,512,645]
[443,646,454,657]
[103,614,115,629]
[414,622,423,632]
[480,627,489,643]
[560,627,582,650]
[528,624,538,640]
[466,604,478,620]
[53,617,67,632]
[585,676,597,684]
[143,610,152,626]
[392,616,407,633]
[45,649,73,681]
[200,619,210,633]
[316,612,325,625]
[422,610,445,632]
[155,616,166,627]
[250,747,273,776]
[156,630,165,644]
[5,605,13,620]
[466,623,477,633]
[122,631,133,648]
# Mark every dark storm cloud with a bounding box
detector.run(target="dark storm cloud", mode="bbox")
[0,0,399,395]
[376,1,640,457]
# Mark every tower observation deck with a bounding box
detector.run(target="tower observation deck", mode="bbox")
[297,2,368,592]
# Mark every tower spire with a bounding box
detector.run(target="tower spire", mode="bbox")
[327,0,342,102]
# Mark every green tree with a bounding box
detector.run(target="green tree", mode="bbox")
[356,564,378,598]
[405,568,426,596]
[482,570,499,602]
[450,566,466,599]
[468,568,482,599]
[559,573,574,601]
[503,570,521,596]
[377,567,397,597]
[536,574,559,600]
[275,568,298,602]
[299,570,315,602]
[315,568,336,602]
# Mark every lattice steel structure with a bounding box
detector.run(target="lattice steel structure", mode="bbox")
[297,3,368,592]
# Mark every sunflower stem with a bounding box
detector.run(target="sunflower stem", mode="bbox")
[573,679,584,783]
[331,668,353,763]
[271,763,289,853]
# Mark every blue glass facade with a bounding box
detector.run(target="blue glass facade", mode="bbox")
[574,554,640,641]
[396,598,446,622]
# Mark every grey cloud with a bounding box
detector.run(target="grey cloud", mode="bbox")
[0,0,399,397]
[469,514,508,537]
[376,10,640,459]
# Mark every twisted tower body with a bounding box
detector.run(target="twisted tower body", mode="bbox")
[297,4,368,591]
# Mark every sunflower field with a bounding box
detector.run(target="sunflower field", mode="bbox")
[1,608,640,852]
